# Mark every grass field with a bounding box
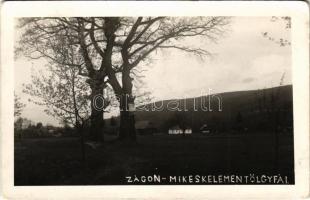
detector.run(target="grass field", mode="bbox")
[14,132,294,185]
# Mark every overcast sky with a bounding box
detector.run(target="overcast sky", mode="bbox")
[14,17,291,126]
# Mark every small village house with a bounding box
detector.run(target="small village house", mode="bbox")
[168,125,192,135]
[21,118,33,129]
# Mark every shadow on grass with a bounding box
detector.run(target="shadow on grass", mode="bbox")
[14,132,294,185]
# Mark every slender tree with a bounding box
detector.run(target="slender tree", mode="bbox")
[271,72,286,171]
[23,62,92,163]
[16,18,110,141]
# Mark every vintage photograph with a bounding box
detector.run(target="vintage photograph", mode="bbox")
[13,16,295,185]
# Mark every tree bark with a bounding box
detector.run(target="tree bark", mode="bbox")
[89,84,105,142]
[116,57,137,141]
[118,94,136,141]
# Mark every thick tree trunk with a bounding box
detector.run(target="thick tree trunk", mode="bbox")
[118,94,136,141]
[117,63,137,141]
[89,85,105,142]
[119,110,136,141]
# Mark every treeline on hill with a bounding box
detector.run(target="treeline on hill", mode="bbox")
[14,120,76,139]
[105,85,293,134]
[15,85,293,138]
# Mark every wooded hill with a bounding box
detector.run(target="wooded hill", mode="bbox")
[106,85,293,133]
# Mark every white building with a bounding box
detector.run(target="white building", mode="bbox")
[168,125,192,135]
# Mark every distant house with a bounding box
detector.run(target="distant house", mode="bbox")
[200,124,211,134]
[52,132,62,137]
[48,129,55,134]
[168,125,182,134]
[135,120,157,135]
[45,125,60,137]
[17,118,33,129]
[168,125,192,135]
[184,128,192,134]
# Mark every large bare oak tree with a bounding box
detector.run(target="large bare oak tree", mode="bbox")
[16,17,230,142]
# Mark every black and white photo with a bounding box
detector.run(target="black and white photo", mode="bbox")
[1,1,309,199]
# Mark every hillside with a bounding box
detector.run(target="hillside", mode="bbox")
[106,85,293,132]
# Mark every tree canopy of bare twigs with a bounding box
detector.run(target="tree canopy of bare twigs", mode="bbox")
[14,93,26,117]
[16,16,231,141]
[23,63,91,127]
[262,16,291,47]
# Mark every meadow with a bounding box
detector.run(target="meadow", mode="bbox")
[14,132,294,185]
